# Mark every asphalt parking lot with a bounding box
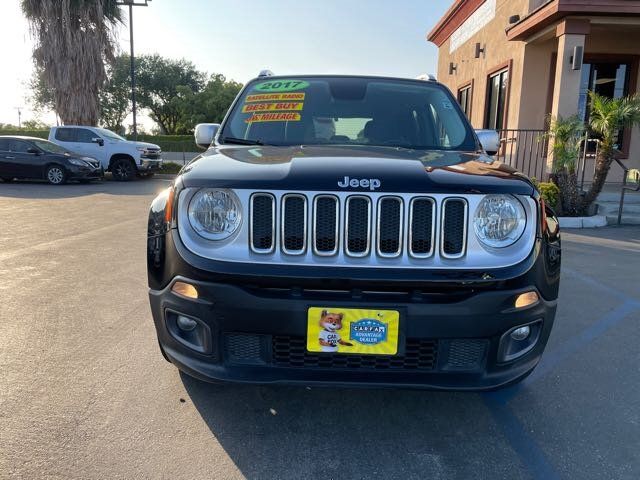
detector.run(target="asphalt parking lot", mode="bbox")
[1,179,639,480]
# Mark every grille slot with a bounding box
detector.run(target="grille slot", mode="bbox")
[377,197,403,257]
[313,195,339,255]
[250,193,275,253]
[441,198,467,258]
[345,196,371,257]
[281,194,307,254]
[272,336,438,371]
[409,197,435,257]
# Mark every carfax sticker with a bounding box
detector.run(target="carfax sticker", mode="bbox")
[245,112,301,123]
[242,102,304,113]
[306,307,400,355]
[245,93,306,102]
[253,79,309,92]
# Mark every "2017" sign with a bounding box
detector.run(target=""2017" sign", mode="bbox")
[254,80,309,93]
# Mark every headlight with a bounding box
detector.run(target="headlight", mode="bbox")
[188,189,242,240]
[68,158,89,166]
[473,195,526,248]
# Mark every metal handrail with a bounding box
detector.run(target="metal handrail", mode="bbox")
[614,158,640,225]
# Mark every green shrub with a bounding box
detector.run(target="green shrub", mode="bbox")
[537,182,560,209]
[0,129,48,139]
[160,162,183,174]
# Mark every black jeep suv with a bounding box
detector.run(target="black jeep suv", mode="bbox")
[147,75,561,390]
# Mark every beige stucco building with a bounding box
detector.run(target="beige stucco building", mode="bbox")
[428,0,640,181]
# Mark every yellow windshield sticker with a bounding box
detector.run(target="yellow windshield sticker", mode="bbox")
[246,93,305,103]
[242,102,304,113]
[245,112,301,123]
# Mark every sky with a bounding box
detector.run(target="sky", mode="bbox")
[0,0,452,129]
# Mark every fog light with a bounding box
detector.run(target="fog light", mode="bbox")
[172,281,198,299]
[510,325,530,341]
[514,291,539,309]
[177,315,197,332]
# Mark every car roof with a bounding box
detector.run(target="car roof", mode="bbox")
[247,73,442,86]
[0,135,48,141]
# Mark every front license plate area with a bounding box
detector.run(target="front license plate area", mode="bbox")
[306,307,400,355]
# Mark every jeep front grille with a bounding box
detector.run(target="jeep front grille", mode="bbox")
[249,192,468,260]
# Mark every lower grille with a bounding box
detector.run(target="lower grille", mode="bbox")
[272,336,438,371]
[225,334,265,365]
[441,339,487,371]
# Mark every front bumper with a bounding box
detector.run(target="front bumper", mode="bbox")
[138,159,163,171]
[150,275,557,390]
[67,165,104,180]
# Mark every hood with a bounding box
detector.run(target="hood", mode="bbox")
[178,145,535,196]
[133,141,160,150]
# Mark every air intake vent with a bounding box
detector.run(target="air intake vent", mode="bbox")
[313,195,339,255]
[377,197,403,257]
[441,198,467,258]
[409,197,435,257]
[250,194,275,253]
[345,196,371,256]
[282,194,306,254]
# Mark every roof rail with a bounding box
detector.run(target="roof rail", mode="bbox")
[258,69,274,78]
[416,73,437,81]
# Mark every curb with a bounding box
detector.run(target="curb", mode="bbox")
[558,215,607,229]
[155,173,178,179]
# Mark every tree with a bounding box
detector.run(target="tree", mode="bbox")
[99,54,132,133]
[135,54,206,134]
[28,66,56,115]
[545,115,584,216]
[22,0,122,125]
[581,92,640,211]
[173,74,243,133]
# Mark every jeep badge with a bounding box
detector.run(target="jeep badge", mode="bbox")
[337,176,381,191]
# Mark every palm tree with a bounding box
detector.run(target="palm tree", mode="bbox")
[22,0,122,125]
[545,115,585,216]
[581,92,640,211]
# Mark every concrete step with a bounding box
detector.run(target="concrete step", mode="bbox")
[596,191,640,203]
[596,201,640,215]
[606,214,640,225]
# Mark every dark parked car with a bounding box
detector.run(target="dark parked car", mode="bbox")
[147,74,561,390]
[0,136,103,185]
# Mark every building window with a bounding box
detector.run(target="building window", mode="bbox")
[578,61,631,151]
[457,84,472,119]
[485,69,509,130]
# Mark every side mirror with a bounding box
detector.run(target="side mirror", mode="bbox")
[194,123,220,150]
[27,147,40,155]
[92,137,104,147]
[475,129,500,156]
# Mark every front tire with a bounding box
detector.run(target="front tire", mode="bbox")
[112,158,136,181]
[46,165,66,185]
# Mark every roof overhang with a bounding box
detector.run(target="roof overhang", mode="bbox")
[427,0,486,47]
[506,0,640,41]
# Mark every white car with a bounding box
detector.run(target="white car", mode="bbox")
[48,126,162,181]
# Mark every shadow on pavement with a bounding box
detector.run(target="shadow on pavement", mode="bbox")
[0,175,173,199]
[181,372,529,480]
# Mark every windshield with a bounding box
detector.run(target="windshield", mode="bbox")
[220,76,477,151]
[94,128,125,141]
[32,139,71,155]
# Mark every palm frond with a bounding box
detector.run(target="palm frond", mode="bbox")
[22,0,123,125]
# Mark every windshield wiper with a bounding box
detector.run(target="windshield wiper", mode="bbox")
[220,136,263,146]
